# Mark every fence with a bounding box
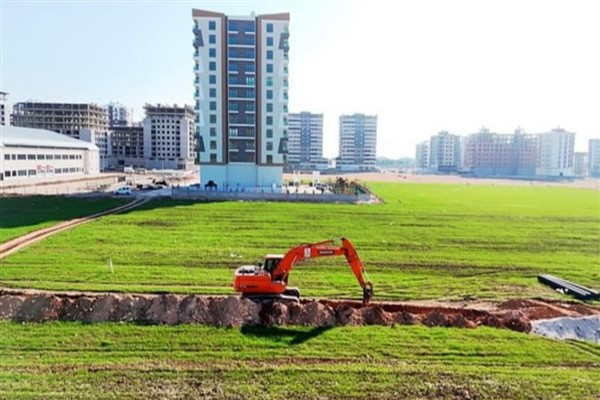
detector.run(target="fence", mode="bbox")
[172,186,372,203]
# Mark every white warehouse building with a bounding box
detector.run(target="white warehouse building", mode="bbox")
[0,126,99,185]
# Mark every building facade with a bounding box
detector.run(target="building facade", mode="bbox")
[142,104,196,170]
[11,102,110,170]
[337,114,377,171]
[464,128,538,177]
[1,126,99,185]
[106,102,133,127]
[429,131,461,172]
[108,126,145,168]
[0,92,9,126]
[192,9,290,188]
[536,128,575,177]
[287,112,327,171]
[588,139,600,177]
[573,152,588,177]
[415,140,430,169]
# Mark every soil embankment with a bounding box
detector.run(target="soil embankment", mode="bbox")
[1,289,598,333]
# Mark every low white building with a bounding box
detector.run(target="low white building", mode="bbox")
[0,126,99,185]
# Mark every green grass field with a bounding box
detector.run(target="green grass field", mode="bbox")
[0,196,126,244]
[0,323,598,399]
[0,183,598,398]
[1,184,598,301]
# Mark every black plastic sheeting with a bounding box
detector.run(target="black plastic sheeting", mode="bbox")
[538,274,600,301]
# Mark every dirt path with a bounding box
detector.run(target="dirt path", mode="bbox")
[0,198,148,260]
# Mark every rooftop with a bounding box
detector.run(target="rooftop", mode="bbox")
[0,125,98,150]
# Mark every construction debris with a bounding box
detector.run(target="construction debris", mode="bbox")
[1,289,598,333]
[537,274,600,301]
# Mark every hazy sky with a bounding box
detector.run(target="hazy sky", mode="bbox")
[2,0,599,157]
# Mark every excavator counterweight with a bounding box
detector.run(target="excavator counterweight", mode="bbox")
[233,237,374,305]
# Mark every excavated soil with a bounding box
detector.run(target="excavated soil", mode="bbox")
[0,288,598,332]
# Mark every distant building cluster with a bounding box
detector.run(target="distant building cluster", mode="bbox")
[417,127,599,178]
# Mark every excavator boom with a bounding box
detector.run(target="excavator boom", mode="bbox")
[233,237,374,305]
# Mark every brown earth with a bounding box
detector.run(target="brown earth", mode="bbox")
[0,288,598,332]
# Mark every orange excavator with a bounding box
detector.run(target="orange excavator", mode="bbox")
[233,237,374,305]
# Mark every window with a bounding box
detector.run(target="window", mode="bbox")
[210,114,217,124]
[209,20,216,30]
[247,103,255,112]
[37,154,44,160]
[210,101,217,110]
[27,154,35,160]
[210,88,217,97]
[209,34,216,44]
[266,77,273,87]
[28,169,36,176]
[229,21,238,31]
[210,141,217,150]
[246,89,255,98]
[266,142,273,151]
[246,76,255,86]
[209,75,216,84]
[18,170,27,176]
[266,129,273,138]
[266,64,273,73]
[210,154,217,163]
[209,48,216,58]
[266,116,273,125]
[266,37,273,46]
[209,61,216,71]
[229,89,238,98]
[3,154,9,160]
[266,90,273,99]
[266,23,273,33]
[229,76,238,84]
[267,155,273,164]
[266,103,273,112]
[266,50,273,60]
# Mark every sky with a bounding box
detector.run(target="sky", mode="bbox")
[1,0,599,158]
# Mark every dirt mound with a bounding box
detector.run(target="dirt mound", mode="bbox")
[0,289,598,333]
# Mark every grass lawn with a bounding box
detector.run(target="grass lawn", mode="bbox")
[0,322,598,399]
[0,196,127,244]
[0,183,597,301]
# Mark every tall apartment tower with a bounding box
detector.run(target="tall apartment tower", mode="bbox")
[429,131,461,172]
[337,114,377,171]
[11,102,110,170]
[192,9,290,188]
[0,92,9,126]
[288,112,326,171]
[142,104,196,170]
[536,128,575,177]
[588,138,600,177]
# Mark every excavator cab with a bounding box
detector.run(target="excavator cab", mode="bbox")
[263,255,283,274]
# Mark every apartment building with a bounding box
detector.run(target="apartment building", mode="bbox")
[11,101,110,170]
[106,102,133,127]
[536,128,575,177]
[287,112,327,171]
[142,104,195,170]
[429,131,461,172]
[464,128,538,177]
[415,140,430,169]
[192,9,290,188]
[0,91,9,126]
[109,126,145,168]
[588,139,600,177]
[573,152,588,177]
[337,114,377,171]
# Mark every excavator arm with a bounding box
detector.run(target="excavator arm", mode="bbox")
[270,237,374,305]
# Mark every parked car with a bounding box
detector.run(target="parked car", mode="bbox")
[114,186,132,195]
